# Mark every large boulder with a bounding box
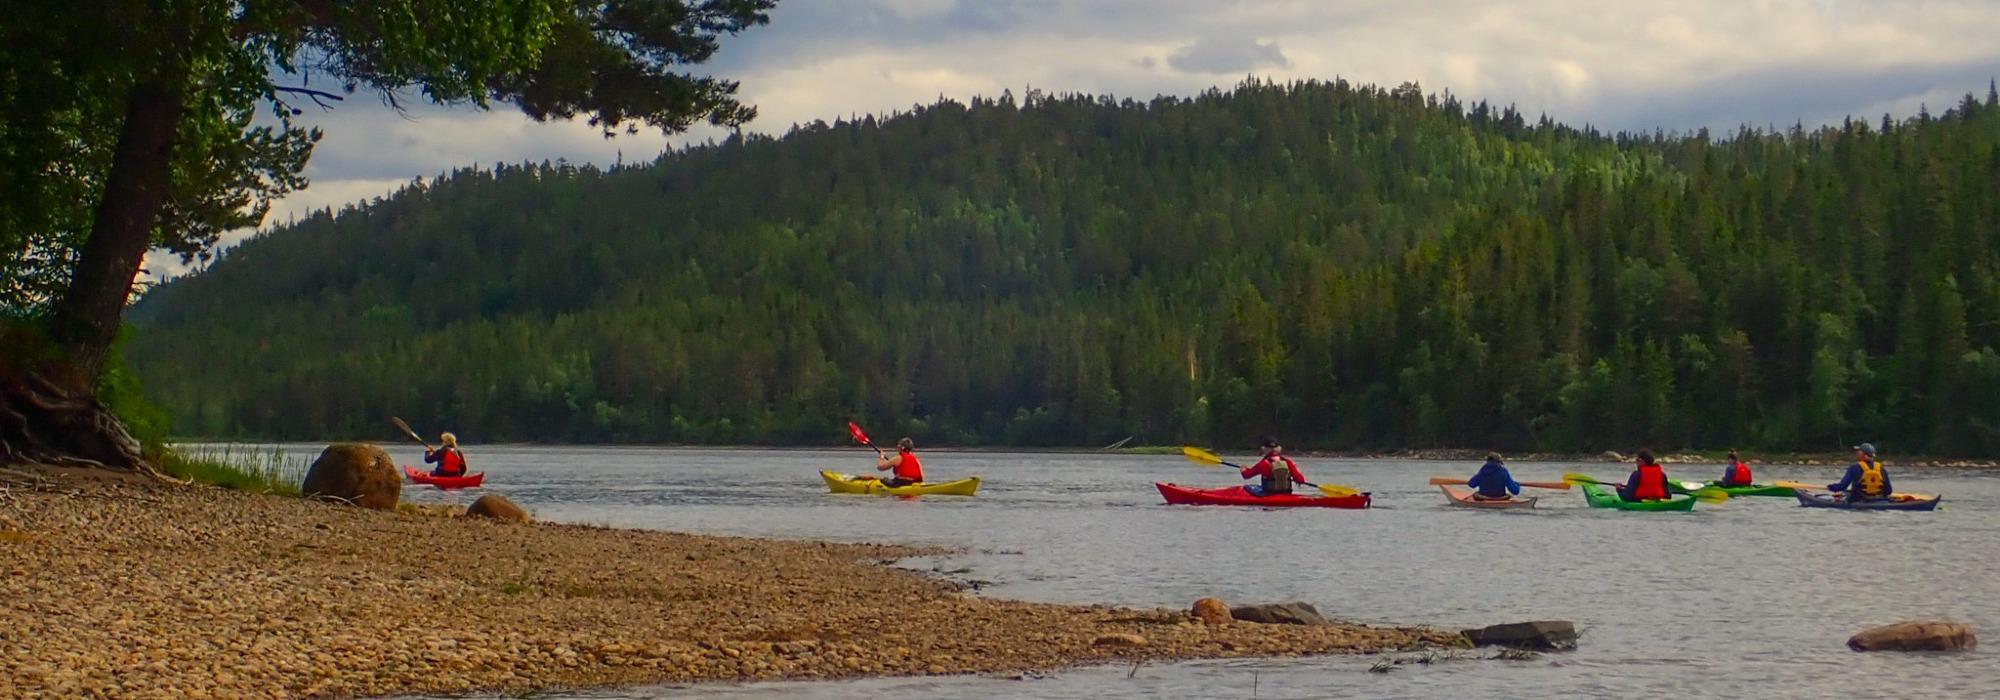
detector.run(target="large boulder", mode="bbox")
[1191,597,1231,625]
[1848,621,1976,652]
[1462,621,1579,651]
[1228,602,1329,625]
[466,494,530,522]
[301,443,400,510]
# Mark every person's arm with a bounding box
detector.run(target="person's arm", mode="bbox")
[1504,470,1521,495]
[876,454,900,472]
[424,449,440,464]
[1240,456,1269,480]
[1467,469,1485,489]
[1624,469,1642,492]
[1828,465,1858,492]
[1284,458,1305,484]
[1881,469,1894,495]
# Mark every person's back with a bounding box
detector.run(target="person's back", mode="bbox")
[1620,450,1670,502]
[876,437,924,486]
[1467,453,1519,500]
[1240,438,1303,496]
[425,433,467,477]
[1719,451,1753,487]
[1829,443,1892,502]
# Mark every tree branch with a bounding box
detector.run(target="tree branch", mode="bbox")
[273,85,345,110]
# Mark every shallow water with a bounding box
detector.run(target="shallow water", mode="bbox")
[330,445,1998,699]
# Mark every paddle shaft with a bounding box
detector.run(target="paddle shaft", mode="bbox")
[391,416,435,451]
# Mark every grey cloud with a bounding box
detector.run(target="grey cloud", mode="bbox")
[1585,59,2000,134]
[1166,35,1290,74]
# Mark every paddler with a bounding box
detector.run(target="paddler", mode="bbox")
[1618,449,1672,502]
[1827,442,1893,502]
[1466,451,1520,500]
[1239,437,1306,496]
[1718,450,1753,487]
[874,437,924,487]
[424,432,468,477]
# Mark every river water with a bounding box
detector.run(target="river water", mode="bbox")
[337,445,1997,699]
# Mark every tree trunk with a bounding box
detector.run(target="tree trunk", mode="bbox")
[50,76,187,380]
[0,364,147,469]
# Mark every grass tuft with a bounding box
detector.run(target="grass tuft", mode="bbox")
[159,444,308,496]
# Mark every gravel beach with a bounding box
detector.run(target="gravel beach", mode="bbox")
[0,467,1458,699]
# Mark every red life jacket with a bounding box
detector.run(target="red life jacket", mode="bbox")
[893,450,924,482]
[1723,462,1752,487]
[1630,463,1669,500]
[436,449,466,476]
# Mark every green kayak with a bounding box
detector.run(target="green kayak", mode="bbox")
[1581,483,1696,511]
[1672,481,1795,498]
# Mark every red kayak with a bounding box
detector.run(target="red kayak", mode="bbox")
[403,465,485,489]
[1156,483,1370,509]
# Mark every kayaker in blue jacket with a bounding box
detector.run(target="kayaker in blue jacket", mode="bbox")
[1827,443,1893,502]
[1466,452,1520,500]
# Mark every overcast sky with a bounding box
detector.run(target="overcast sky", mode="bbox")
[151,0,2000,275]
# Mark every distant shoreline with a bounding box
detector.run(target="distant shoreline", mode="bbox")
[168,439,2000,469]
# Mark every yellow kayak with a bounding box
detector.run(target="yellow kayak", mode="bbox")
[819,471,981,496]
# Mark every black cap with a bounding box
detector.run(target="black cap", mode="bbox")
[1259,436,1280,448]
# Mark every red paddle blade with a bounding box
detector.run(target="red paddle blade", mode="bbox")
[847,421,873,446]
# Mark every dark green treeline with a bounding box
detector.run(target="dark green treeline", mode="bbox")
[130,79,2000,454]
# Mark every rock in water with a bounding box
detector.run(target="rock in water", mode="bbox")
[1228,602,1329,625]
[1848,621,1976,652]
[301,443,400,510]
[467,494,530,522]
[1461,621,1578,651]
[1191,598,1231,625]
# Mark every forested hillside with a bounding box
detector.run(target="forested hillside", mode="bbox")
[130,79,2000,454]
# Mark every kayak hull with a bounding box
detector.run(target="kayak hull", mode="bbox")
[1580,483,1695,511]
[1156,483,1370,509]
[1676,482,1795,498]
[403,466,485,489]
[820,471,980,496]
[1439,485,1537,509]
[1794,491,1940,511]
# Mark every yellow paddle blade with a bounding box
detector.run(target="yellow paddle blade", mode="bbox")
[1181,446,1226,466]
[1688,487,1730,504]
[1317,483,1361,498]
[1773,480,1819,491]
[1561,472,1603,486]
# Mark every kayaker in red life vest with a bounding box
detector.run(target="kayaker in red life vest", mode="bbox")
[1618,449,1672,502]
[1828,442,1893,502]
[875,437,924,487]
[424,432,468,477]
[1240,437,1306,496]
[1719,451,1753,487]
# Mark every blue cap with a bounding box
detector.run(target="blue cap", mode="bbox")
[1853,443,1877,457]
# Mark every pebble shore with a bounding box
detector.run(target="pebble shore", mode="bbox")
[0,468,1457,699]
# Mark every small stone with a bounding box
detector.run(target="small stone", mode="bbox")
[1461,621,1578,651]
[466,494,530,522]
[1228,602,1330,626]
[1091,633,1147,647]
[1848,621,1976,652]
[1191,598,1230,625]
